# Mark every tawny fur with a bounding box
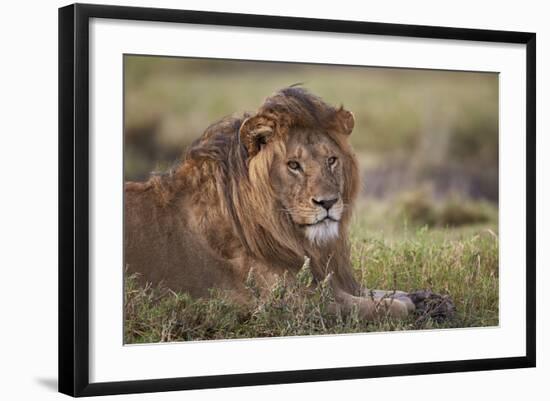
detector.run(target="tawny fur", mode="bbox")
[125,87,411,319]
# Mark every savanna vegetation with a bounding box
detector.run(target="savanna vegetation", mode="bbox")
[124,199,498,343]
[124,56,499,343]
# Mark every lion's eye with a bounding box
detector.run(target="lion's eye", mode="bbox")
[327,156,337,166]
[287,161,301,171]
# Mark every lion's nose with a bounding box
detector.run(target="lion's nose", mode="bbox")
[312,197,338,211]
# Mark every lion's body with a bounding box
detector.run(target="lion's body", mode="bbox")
[125,185,245,301]
[125,87,412,319]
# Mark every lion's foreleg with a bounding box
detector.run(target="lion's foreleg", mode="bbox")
[363,289,416,314]
[332,288,410,320]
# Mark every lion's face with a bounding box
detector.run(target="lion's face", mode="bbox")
[270,129,347,245]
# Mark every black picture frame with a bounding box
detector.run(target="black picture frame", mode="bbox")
[58,3,536,397]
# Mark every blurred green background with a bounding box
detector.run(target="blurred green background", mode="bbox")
[124,55,499,228]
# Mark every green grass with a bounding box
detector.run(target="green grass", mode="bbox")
[124,202,498,344]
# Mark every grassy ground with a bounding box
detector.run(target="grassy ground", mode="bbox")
[124,199,498,344]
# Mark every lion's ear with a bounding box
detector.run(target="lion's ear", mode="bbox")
[239,116,275,157]
[336,109,355,136]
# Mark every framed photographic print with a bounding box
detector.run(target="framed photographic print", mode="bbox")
[58,3,536,397]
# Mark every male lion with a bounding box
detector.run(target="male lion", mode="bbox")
[125,87,445,321]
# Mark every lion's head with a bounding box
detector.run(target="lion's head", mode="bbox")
[178,87,360,290]
[238,87,359,246]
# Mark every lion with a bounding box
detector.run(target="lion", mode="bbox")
[125,87,442,321]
